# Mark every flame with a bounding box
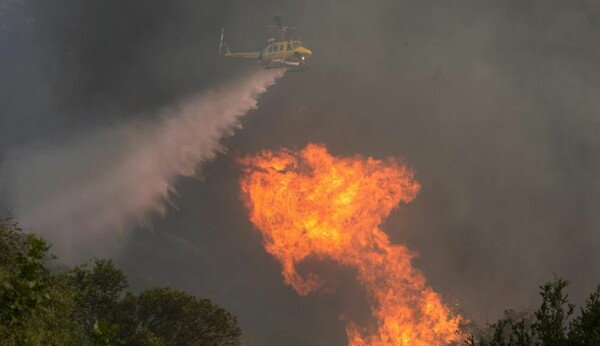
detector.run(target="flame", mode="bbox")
[239,143,462,345]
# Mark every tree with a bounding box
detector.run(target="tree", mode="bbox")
[0,216,243,346]
[0,232,51,344]
[471,279,600,346]
[477,310,534,346]
[0,217,27,266]
[67,258,128,342]
[568,285,600,345]
[0,218,87,345]
[532,279,574,345]
[123,287,242,346]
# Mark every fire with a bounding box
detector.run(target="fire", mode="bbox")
[239,143,463,345]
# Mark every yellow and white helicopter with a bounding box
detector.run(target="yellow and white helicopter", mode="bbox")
[219,16,312,70]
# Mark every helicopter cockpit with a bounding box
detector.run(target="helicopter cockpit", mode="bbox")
[220,16,312,70]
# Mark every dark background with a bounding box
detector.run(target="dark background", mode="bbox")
[1,1,600,344]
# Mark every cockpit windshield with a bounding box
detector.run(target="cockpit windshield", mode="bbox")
[292,41,303,49]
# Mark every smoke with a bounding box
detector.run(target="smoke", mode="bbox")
[0,0,21,20]
[2,1,600,345]
[0,68,283,261]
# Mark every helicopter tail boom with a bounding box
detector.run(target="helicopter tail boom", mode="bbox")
[219,27,260,60]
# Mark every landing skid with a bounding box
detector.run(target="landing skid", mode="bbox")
[264,60,308,71]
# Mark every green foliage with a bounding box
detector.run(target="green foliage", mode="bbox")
[122,328,165,346]
[472,279,600,346]
[478,310,534,346]
[568,286,600,345]
[122,287,242,346]
[37,274,88,345]
[0,217,27,267]
[92,318,121,346]
[0,231,52,345]
[67,258,128,341]
[533,279,574,345]
[0,216,242,346]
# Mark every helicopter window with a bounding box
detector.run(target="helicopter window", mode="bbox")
[287,43,293,50]
[293,42,303,49]
[268,46,274,53]
[274,45,279,52]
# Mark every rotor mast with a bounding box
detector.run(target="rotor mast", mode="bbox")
[268,15,296,41]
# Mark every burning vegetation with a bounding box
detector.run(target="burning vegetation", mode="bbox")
[239,143,463,345]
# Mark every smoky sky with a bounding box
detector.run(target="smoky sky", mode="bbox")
[1,1,600,345]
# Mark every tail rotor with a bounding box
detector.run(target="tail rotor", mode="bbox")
[219,28,225,55]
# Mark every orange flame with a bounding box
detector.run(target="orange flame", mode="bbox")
[239,143,462,345]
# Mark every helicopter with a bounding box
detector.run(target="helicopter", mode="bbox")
[219,16,312,70]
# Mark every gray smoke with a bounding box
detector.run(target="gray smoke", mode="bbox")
[2,1,600,345]
[1,69,283,261]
